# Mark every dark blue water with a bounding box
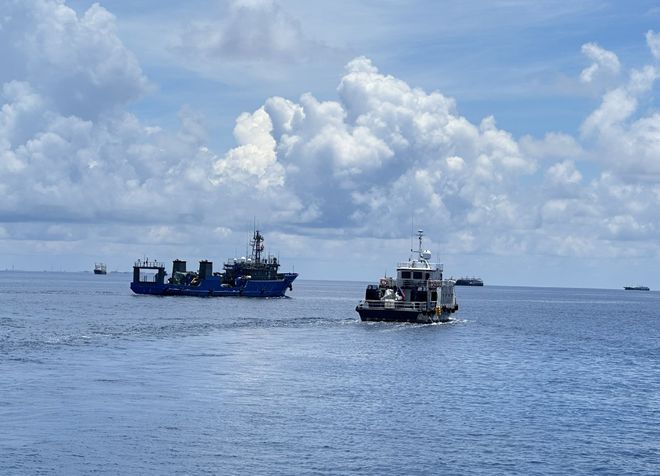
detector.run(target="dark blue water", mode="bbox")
[1,272,659,475]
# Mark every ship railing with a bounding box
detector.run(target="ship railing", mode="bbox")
[396,262,442,271]
[134,258,165,268]
[359,300,433,311]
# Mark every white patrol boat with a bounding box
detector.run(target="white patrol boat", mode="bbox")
[356,230,458,323]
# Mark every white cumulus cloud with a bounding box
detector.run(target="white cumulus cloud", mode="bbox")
[174,0,322,64]
[0,0,149,119]
[218,57,537,240]
[646,30,660,60]
[580,42,621,84]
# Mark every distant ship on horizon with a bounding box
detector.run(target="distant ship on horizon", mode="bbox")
[93,263,107,275]
[453,276,483,286]
[623,285,650,291]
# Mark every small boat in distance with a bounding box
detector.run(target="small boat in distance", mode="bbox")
[623,285,650,291]
[355,229,458,323]
[453,276,483,286]
[130,230,297,297]
[94,263,107,275]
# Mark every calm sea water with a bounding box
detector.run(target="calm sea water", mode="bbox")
[1,271,659,475]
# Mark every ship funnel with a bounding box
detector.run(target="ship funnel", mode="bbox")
[199,260,213,279]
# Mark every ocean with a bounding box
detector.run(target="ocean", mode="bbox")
[1,272,658,475]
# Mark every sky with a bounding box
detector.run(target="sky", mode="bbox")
[1,0,660,288]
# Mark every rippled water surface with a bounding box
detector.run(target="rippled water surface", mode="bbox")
[1,272,659,475]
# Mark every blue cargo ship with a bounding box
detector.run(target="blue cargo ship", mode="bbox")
[131,230,297,297]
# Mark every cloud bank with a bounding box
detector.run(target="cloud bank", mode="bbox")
[2,0,660,276]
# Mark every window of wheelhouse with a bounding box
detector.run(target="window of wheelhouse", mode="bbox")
[413,271,423,279]
[401,271,411,279]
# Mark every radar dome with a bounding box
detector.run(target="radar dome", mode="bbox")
[421,250,432,260]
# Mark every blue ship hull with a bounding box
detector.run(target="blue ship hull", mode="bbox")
[131,273,297,297]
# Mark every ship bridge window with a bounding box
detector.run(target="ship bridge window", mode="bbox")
[401,271,411,279]
[426,273,430,279]
[413,271,423,279]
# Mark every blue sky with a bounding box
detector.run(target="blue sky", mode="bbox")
[1,0,660,288]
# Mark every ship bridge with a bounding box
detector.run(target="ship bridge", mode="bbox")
[395,230,443,287]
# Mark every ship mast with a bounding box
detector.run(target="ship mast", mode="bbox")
[250,230,265,263]
[410,229,425,262]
